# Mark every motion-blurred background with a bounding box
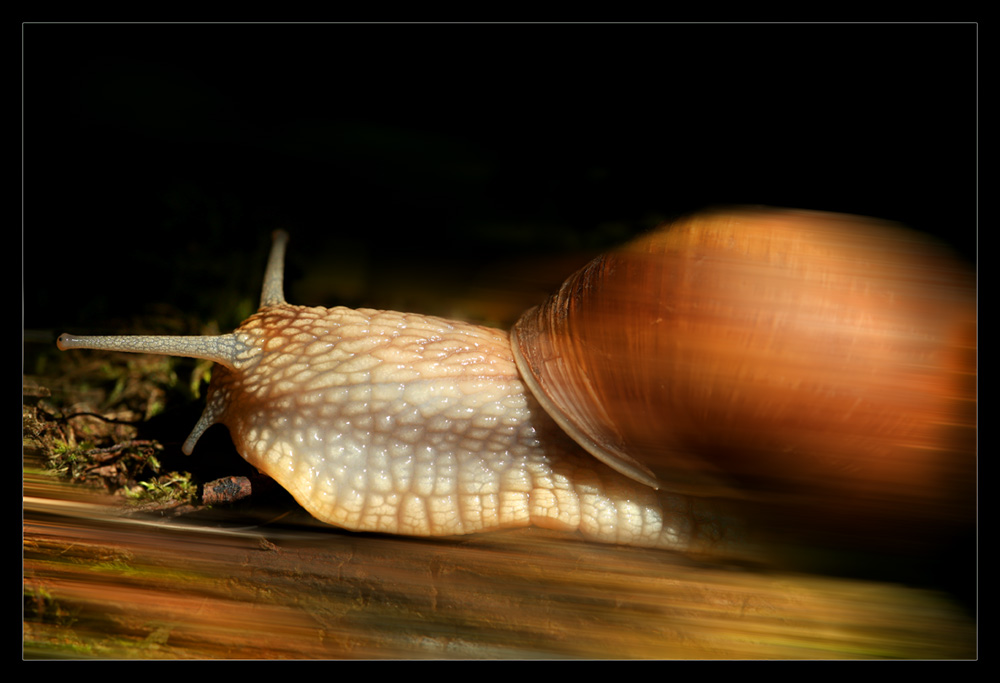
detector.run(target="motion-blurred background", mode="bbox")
[23,23,977,659]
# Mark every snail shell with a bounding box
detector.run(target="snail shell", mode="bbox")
[57,208,975,556]
[515,208,975,544]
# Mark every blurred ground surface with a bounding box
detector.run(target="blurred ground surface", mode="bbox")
[23,472,977,660]
[23,364,975,659]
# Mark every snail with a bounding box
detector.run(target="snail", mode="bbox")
[56,208,975,558]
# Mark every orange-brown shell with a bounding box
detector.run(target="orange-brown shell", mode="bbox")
[512,208,975,530]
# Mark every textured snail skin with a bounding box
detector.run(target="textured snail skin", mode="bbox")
[57,231,732,553]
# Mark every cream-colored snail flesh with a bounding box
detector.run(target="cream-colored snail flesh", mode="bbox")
[57,208,976,558]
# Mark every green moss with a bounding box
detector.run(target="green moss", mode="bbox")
[123,471,196,505]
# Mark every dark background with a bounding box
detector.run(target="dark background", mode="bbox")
[24,22,976,338]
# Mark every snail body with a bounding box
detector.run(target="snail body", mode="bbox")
[57,230,726,551]
[57,208,975,556]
